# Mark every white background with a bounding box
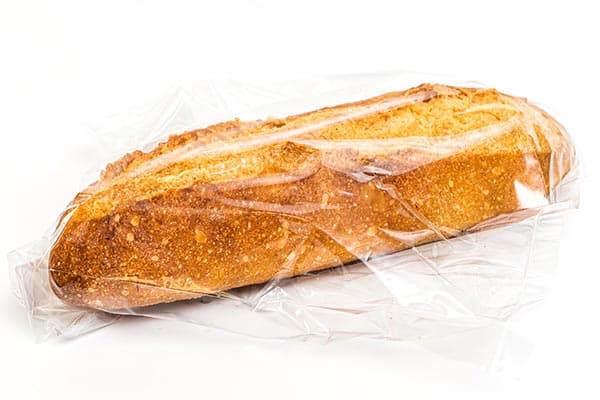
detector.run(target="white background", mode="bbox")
[1,1,598,399]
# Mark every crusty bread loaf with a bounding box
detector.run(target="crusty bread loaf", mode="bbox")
[48,84,574,309]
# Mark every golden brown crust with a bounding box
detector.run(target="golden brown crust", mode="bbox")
[48,84,574,309]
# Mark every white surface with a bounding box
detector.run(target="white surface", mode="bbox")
[0,1,598,399]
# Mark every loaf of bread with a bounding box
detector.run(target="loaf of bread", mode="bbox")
[48,84,575,309]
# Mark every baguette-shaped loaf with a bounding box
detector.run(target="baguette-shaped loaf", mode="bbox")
[48,84,574,309]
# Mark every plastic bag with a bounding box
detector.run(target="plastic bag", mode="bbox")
[8,72,579,356]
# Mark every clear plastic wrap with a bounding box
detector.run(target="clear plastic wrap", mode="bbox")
[9,72,579,352]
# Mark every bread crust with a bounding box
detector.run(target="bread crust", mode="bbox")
[48,84,574,309]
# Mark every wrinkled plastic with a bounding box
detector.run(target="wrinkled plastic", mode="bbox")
[9,73,579,361]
